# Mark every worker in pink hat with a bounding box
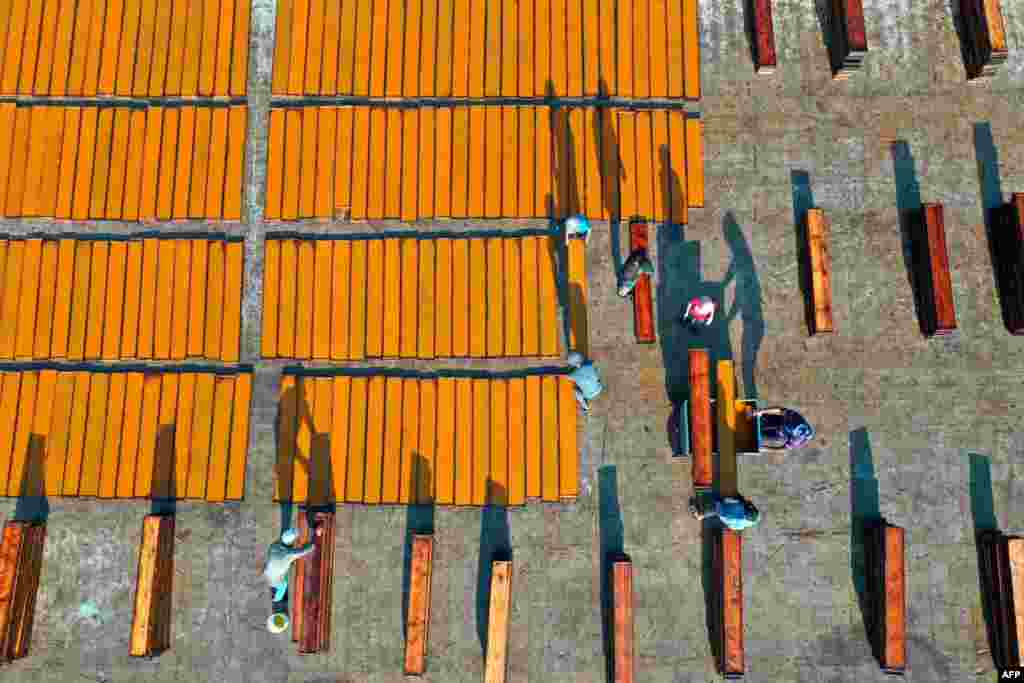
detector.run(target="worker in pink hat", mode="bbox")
[679,295,716,332]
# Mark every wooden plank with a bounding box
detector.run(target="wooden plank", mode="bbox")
[14,239,41,360]
[287,0,310,94]
[880,525,906,672]
[314,107,337,219]
[6,106,33,217]
[435,378,456,504]
[130,516,163,655]
[454,378,473,505]
[345,376,367,502]
[310,240,333,360]
[517,0,533,95]
[21,108,51,217]
[502,378,526,506]
[97,0,125,94]
[399,239,420,358]
[471,379,489,505]
[102,241,127,361]
[65,0,92,94]
[173,373,197,496]
[0,524,25,655]
[484,560,512,683]
[225,373,252,501]
[265,109,285,220]
[117,372,144,498]
[651,110,670,222]
[434,238,453,357]
[378,376,403,504]
[583,108,602,220]
[667,111,688,224]
[299,108,317,218]
[416,378,437,503]
[634,111,654,221]
[199,240,224,360]
[921,204,957,336]
[276,374,297,502]
[323,376,350,502]
[205,107,229,219]
[45,371,75,496]
[329,240,351,361]
[271,0,293,93]
[716,360,738,496]
[348,0,370,95]
[503,238,522,356]
[134,0,160,95]
[373,238,397,358]
[365,0,387,97]
[483,117,503,218]
[567,236,589,354]
[154,108,178,221]
[53,106,79,220]
[309,378,336,504]
[555,108,571,218]
[403,0,422,96]
[122,109,147,220]
[133,374,158,497]
[304,0,325,94]
[78,372,107,497]
[320,0,341,93]
[185,240,209,358]
[682,0,700,99]
[277,239,298,357]
[517,107,534,218]
[417,241,436,359]
[557,376,578,499]
[49,0,78,96]
[401,109,419,221]
[230,0,251,95]
[172,106,196,220]
[450,107,468,217]
[22,369,55,500]
[524,375,541,498]
[360,375,385,503]
[262,239,281,357]
[281,109,302,220]
[50,239,76,358]
[466,0,485,97]
[486,238,504,356]
[15,0,45,95]
[688,349,712,484]
[752,0,777,73]
[417,107,435,218]
[186,373,215,499]
[61,371,91,495]
[617,111,636,220]
[0,240,23,358]
[84,241,109,361]
[451,238,470,357]
[550,0,567,94]
[0,106,13,215]
[149,372,177,499]
[613,560,634,683]
[349,107,371,219]
[685,117,704,208]
[1007,537,1024,663]
[348,240,367,359]
[169,240,192,361]
[483,0,501,97]
[385,0,406,97]
[98,373,126,499]
[0,373,21,494]
[435,0,454,95]
[520,236,539,355]
[469,238,488,358]
[719,529,744,677]
[468,106,486,217]
[367,107,388,220]
[118,241,143,359]
[404,535,434,674]
[806,209,835,334]
[489,379,508,504]
[538,237,559,356]
[534,0,549,95]
[630,223,656,343]
[334,107,353,214]
[295,240,315,358]
[151,238,176,360]
[567,0,583,95]
[292,376,312,503]
[540,375,559,501]
[398,378,419,504]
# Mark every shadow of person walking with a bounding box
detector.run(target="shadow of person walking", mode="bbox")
[477,480,511,655]
[722,213,765,399]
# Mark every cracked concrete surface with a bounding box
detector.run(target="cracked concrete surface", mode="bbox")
[2,0,1024,680]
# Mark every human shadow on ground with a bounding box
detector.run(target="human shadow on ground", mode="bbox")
[722,213,766,399]
[850,428,881,658]
[792,171,817,335]
[14,435,49,522]
[949,0,974,79]
[477,480,511,655]
[701,516,721,671]
[275,379,336,531]
[402,455,435,641]
[974,123,1015,331]
[813,0,841,75]
[969,452,1000,665]
[892,141,928,336]
[598,466,625,683]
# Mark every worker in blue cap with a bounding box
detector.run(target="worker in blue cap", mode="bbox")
[264,526,318,604]
[564,214,592,244]
[689,493,760,531]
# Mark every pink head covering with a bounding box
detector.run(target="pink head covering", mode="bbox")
[687,296,715,322]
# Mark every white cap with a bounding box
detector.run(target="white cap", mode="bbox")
[281,528,299,545]
[566,215,590,232]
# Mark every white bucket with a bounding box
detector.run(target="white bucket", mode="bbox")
[267,612,289,634]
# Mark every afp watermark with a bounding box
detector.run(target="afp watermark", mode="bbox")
[1000,668,1024,680]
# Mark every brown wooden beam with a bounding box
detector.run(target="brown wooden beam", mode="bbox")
[716,529,744,678]
[806,209,835,334]
[484,560,512,683]
[688,349,712,490]
[612,559,634,683]
[629,223,655,344]
[404,535,434,675]
[130,515,175,657]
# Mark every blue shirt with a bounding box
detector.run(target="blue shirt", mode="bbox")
[569,363,603,400]
[717,498,757,531]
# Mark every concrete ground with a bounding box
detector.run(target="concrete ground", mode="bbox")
[4,0,1024,680]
